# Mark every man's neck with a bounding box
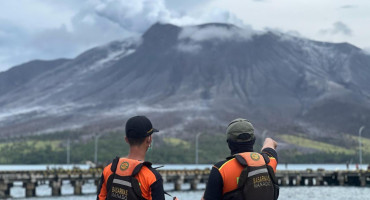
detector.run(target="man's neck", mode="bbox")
[126,146,146,161]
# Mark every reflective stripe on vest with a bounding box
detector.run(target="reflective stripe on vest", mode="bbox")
[112,179,132,187]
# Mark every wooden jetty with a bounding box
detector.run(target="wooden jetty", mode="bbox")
[0,168,369,198]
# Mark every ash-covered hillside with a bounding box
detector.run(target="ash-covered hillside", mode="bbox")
[1,23,370,142]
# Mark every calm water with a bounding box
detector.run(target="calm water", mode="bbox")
[10,186,370,200]
[1,163,368,171]
[153,163,369,171]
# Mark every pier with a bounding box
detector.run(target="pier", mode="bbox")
[0,168,369,198]
[276,169,370,187]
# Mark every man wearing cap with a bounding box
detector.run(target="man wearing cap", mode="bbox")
[97,116,165,200]
[203,118,278,200]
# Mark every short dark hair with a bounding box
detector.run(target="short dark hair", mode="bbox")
[127,136,147,146]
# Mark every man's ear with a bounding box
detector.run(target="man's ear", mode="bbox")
[147,135,152,144]
[125,136,129,144]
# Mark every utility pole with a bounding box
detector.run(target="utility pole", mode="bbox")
[66,137,70,164]
[359,126,365,169]
[94,133,102,165]
[195,132,203,165]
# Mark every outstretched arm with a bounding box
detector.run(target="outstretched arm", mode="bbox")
[261,137,277,151]
[261,138,278,172]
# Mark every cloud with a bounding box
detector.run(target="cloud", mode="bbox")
[94,0,171,32]
[179,25,253,42]
[0,6,129,72]
[364,47,370,54]
[176,24,254,53]
[164,0,215,12]
[92,0,245,32]
[0,0,246,72]
[340,5,357,9]
[319,21,352,36]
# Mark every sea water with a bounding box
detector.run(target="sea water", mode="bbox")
[1,163,368,171]
[10,186,370,200]
[2,164,369,199]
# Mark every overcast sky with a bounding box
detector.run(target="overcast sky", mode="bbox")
[1,0,369,72]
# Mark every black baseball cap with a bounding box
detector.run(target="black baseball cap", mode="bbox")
[125,116,159,138]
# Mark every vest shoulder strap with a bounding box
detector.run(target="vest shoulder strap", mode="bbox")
[262,153,270,164]
[235,154,248,166]
[131,161,153,176]
[142,161,152,168]
[110,156,120,172]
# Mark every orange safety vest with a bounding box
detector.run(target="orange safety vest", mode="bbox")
[98,158,158,200]
[217,152,277,194]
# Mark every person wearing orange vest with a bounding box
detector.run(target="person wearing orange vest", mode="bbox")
[97,116,165,200]
[203,118,278,200]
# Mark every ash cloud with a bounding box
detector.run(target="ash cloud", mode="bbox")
[93,0,245,32]
[319,21,352,36]
[176,24,254,53]
[178,25,254,42]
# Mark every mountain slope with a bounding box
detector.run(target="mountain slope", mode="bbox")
[0,59,70,96]
[0,23,369,140]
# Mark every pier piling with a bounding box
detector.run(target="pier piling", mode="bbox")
[71,180,83,195]
[191,175,201,190]
[23,182,37,197]
[0,182,12,198]
[50,180,62,196]
[174,175,184,191]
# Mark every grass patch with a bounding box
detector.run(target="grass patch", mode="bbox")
[163,137,190,148]
[280,134,355,154]
[349,136,370,153]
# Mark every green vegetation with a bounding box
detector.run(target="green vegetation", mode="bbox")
[278,134,370,164]
[0,131,368,164]
[350,136,370,153]
[277,149,366,163]
[147,134,230,164]
[0,140,65,164]
[0,131,230,165]
[280,134,355,154]
[0,131,129,164]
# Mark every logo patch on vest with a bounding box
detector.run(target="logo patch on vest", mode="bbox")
[111,186,128,199]
[253,175,272,188]
[250,153,260,161]
[120,161,129,171]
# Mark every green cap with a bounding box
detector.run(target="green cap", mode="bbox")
[226,118,255,142]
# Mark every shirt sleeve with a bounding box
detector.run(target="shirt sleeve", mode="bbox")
[261,147,278,172]
[261,147,278,163]
[97,173,106,200]
[149,168,165,200]
[150,178,165,200]
[203,166,224,200]
[97,164,113,200]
